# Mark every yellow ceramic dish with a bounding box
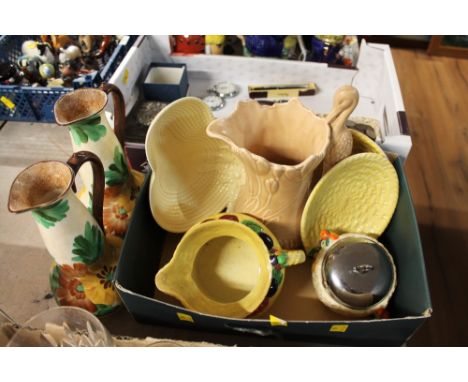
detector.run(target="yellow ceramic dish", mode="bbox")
[350,128,386,156]
[145,97,245,232]
[155,213,305,318]
[300,153,399,253]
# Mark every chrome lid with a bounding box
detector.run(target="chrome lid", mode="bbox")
[323,237,395,309]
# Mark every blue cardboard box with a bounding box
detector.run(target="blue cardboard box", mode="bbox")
[115,157,432,346]
[142,63,188,102]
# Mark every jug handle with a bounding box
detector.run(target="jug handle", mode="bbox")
[100,82,125,148]
[67,151,105,231]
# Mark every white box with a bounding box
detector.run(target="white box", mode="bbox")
[110,36,411,158]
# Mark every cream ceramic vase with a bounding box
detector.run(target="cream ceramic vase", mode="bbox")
[54,83,144,239]
[8,152,121,316]
[206,98,330,249]
[156,213,306,318]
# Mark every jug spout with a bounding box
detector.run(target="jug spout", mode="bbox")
[8,161,74,214]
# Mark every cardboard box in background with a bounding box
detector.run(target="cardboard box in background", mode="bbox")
[115,158,432,346]
[110,35,413,159]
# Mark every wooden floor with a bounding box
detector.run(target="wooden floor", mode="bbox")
[391,49,468,346]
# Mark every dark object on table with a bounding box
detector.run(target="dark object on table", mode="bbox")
[223,36,244,56]
[309,35,344,64]
[125,97,168,143]
[136,101,167,126]
[0,62,23,84]
[245,35,286,57]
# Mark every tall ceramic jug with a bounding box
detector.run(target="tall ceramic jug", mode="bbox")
[54,83,144,239]
[207,98,331,249]
[8,151,121,316]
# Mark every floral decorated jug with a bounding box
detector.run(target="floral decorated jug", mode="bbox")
[8,151,121,315]
[54,83,144,238]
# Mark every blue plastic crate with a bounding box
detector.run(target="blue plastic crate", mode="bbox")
[0,35,136,123]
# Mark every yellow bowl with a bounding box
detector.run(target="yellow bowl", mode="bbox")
[350,128,386,156]
[155,213,305,318]
[300,153,399,253]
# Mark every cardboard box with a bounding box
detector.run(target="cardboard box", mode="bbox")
[110,36,412,158]
[142,63,188,102]
[115,158,432,346]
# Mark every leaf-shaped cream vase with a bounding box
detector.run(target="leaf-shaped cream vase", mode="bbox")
[206,98,330,249]
[54,83,144,239]
[8,152,121,316]
[322,85,359,174]
[145,97,246,233]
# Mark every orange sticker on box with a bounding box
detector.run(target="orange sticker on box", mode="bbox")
[177,312,194,323]
[1,96,15,110]
[269,315,288,327]
[329,324,348,333]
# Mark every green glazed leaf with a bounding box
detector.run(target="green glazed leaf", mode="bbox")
[272,268,283,285]
[71,221,104,265]
[49,265,60,291]
[94,304,115,316]
[32,199,69,229]
[241,220,263,233]
[104,147,129,186]
[68,115,107,146]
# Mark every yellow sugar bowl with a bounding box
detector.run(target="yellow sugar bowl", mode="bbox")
[155,213,306,318]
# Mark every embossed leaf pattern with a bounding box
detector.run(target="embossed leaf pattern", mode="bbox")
[72,222,103,265]
[31,199,70,229]
[105,147,129,186]
[69,115,107,145]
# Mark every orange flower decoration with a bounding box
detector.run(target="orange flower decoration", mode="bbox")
[103,183,136,237]
[55,264,96,313]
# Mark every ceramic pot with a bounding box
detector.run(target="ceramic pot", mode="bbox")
[155,213,306,318]
[54,83,144,238]
[8,151,121,315]
[312,231,397,318]
[206,98,330,249]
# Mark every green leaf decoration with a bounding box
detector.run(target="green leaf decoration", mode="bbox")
[241,220,263,233]
[68,115,107,146]
[49,265,60,291]
[272,268,283,285]
[105,146,129,186]
[95,304,116,316]
[71,221,104,265]
[31,199,69,229]
[87,191,93,214]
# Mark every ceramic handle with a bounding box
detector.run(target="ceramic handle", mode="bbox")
[67,151,105,230]
[283,249,306,267]
[325,85,359,127]
[100,82,125,148]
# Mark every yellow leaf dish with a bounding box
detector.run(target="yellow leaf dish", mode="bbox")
[300,153,399,253]
[145,97,245,232]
